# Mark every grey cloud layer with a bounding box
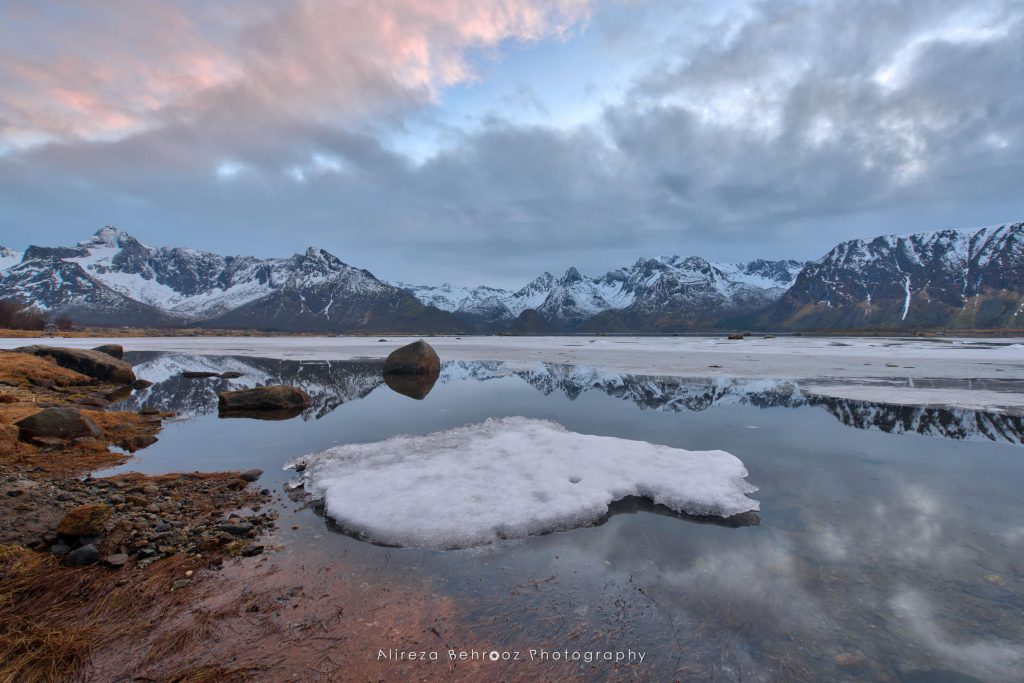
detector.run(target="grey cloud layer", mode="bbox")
[1,0,1021,286]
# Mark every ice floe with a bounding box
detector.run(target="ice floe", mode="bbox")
[289,417,759,549]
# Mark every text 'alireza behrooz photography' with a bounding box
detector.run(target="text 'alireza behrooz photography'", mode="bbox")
[1,2,1023,681]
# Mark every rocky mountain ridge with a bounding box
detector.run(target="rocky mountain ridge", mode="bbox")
[1,221,1022,331]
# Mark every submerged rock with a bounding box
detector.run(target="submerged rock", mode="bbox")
[382,340,440,375]
[14,345,136,384]
[92,344,124,360]
[218,385,310,419]
[16,407,103,441]
[181,370,220,379]
[118,435,159,452]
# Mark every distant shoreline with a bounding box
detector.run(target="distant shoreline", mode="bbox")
[4,327,1024,339]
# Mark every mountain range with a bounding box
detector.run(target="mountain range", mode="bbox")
[1,222,1021,332]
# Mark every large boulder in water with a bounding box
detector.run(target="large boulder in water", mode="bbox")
[382,340,440,376]
[14,346,135,384]
[218,385,310,420]
[16,407,103,441]
[92,344,124,360]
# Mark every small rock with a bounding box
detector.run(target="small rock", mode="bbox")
[57,503,113,536]
[219,371,244,379]
[29,377,57,389]
[93,344,124,360]
[132,379,154,390]
[63,544,102,567]
[171,579,191,590]
[102,553,130,569]
[241,544,264,557]
[50,543,71,557]
[217,523,254,536]
[118,435,158,452]
[181,371,220,379]
[199,536,222,551]
[727,333,745,340]
[239,469,263,483]
[984,574,1006,586]
[139,406,160,416]
[16,407,103,441]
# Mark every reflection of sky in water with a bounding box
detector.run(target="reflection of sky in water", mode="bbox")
[104,353,1024,682]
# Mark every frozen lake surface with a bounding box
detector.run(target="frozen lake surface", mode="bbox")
[67,340,1024,683]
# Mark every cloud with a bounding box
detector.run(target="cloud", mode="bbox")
[0,0,591,148]
[0,0,1022,287]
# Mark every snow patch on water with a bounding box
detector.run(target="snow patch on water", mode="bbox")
[290,417,759,549]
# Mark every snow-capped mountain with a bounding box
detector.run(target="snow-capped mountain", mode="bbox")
[400,257,805,331]
[3,221,1022,331]
[760,222,1024,330]
[0,247,22,272]
[0,227,462,331]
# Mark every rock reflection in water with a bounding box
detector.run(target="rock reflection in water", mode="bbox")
[117,353,1024,444]
[382,369,439,400]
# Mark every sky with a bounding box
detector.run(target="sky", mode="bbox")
[0,0,1022,287]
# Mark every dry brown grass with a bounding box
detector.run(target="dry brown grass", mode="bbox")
[0,352,90,387]
[0,349,163,474]
[0,406,159,475]
[0,544,200,683]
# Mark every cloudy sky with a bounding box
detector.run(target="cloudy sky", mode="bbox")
[1,0,1021,286]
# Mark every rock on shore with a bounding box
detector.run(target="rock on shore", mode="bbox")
[14,346,136,384]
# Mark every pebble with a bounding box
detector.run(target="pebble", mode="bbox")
[63,544,102,567]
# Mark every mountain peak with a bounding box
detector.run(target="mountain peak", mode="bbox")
[87,225,128,246]
[561,266,583,283]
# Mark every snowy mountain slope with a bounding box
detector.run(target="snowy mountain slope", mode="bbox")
[0,227,462,331]
[0,255,178,326]
[0,247,22,272]
[759,223,1024,330]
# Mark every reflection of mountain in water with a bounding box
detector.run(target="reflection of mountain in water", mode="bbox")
[121,352,383,419]
[120,353,1023,443]
[444,361,1024,444]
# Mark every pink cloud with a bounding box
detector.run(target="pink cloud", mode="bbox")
[0,0,591,148]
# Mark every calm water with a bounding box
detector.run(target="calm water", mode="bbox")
[104,352,1024,682]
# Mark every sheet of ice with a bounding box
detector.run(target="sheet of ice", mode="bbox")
[1,336,1022,410]
[802,385,1024,414]
[290,417,759,549]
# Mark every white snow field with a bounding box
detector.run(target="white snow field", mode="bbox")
[289,417,759,549]
[3,335,1022,411]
